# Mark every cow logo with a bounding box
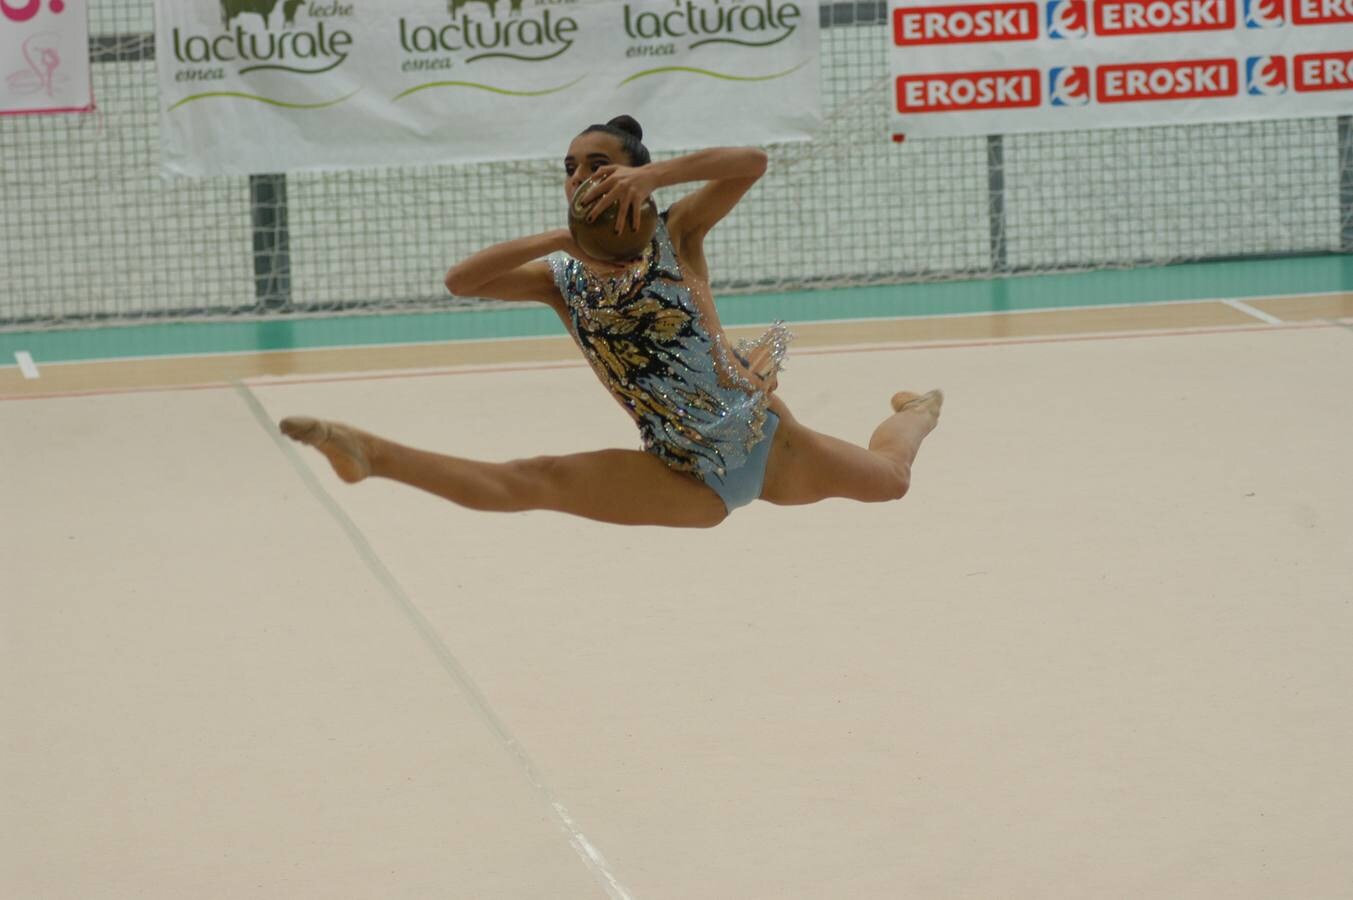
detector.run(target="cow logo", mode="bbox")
[170,3,353,78]
[397,0,579,68]
[165,0,357,113]
[395,0,583,102]
[221,0,305,30]
[1046,0,1088,37]
[1244,0,1285,27]
[449,0,524,15]
[1049,65,1091,105]
[1246,55,1288,94]
[619,0,807,91]
[626,0,804,51]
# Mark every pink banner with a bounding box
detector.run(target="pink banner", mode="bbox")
[889,0,1353,137]
[2,0,92,115]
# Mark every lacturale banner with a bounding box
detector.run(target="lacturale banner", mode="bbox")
[154,0,821,176]
[888,0,1353,137]
[2,0,93,116]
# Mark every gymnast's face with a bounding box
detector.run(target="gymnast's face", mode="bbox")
[564,132,628,203]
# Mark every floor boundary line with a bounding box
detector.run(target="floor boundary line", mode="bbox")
[3,319,1341,403]
[14,351,39,379]
[232,382,634,900]
[3,288,1349,370]
[1222,299,1284,325]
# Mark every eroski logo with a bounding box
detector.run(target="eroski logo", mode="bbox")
[1246,55,1288,94]
[892,3,1039,45]
[1294,51,1353,90]
[1292,0,1353,24]
[1098,58,1238,102]
[1049,65,1091,104]
[1245,0,1286,25]
[1046,0,1089,36]
[896,68,1041,112]
[1095,0,1237,34]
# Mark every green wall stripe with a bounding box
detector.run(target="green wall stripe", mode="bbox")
[3,255,1350,366]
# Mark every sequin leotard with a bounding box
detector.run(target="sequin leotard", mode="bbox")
[549,212,791,490]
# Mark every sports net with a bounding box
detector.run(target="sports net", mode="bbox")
[2,1,1350,330]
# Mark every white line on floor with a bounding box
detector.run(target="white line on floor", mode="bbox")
[14,351,39,379]
[8,319,1336,404]
[1223,299,1284,325]
[17,288,1345,370]
[232,382,634,900]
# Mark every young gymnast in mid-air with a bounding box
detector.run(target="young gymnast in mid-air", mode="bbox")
[281,115,942,528]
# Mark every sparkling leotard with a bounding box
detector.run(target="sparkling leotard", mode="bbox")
[549,213,791,484]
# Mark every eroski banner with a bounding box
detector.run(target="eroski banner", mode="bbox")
[155,0,820,176]
[888,0,1353,137]
[2,0,93,115]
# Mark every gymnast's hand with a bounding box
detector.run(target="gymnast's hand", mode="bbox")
[582,164,658,234]
[742,344,780,393]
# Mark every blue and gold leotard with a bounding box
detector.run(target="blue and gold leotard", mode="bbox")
[549,213,791,504]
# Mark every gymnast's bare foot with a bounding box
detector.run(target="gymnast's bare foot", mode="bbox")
[279,417,375,484]
[891,389,944,417]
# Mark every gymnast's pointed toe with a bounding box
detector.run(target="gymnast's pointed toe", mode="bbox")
[892,390,943,414]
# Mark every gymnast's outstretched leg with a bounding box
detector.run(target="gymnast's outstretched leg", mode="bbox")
[759,390,942,506]
[279,417,728,528]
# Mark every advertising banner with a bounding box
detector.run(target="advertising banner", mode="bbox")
[155,0,821,176]
[888,0,1353,137]
[2,0,93,116]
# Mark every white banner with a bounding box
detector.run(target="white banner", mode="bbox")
[154,0,820,176]
[1,0,93,116]
[888,0,1353,137]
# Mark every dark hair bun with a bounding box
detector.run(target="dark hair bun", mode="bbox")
[607,115,643,141]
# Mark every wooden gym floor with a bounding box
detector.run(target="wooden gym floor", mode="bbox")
[3,291,1352,898]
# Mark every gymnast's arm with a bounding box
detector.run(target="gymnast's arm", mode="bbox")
[659,147,769,244]
[443,230,571,307]
[583,147,768,244]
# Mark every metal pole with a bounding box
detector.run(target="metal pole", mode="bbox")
[987,135,1008,272]
[250,174,292,310]
[1339,116,1353,252]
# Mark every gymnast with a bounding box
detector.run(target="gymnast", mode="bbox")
[281,115,942,528]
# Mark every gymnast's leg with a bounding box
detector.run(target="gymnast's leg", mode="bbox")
[758,390,942,506]
[278,417,727,528]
